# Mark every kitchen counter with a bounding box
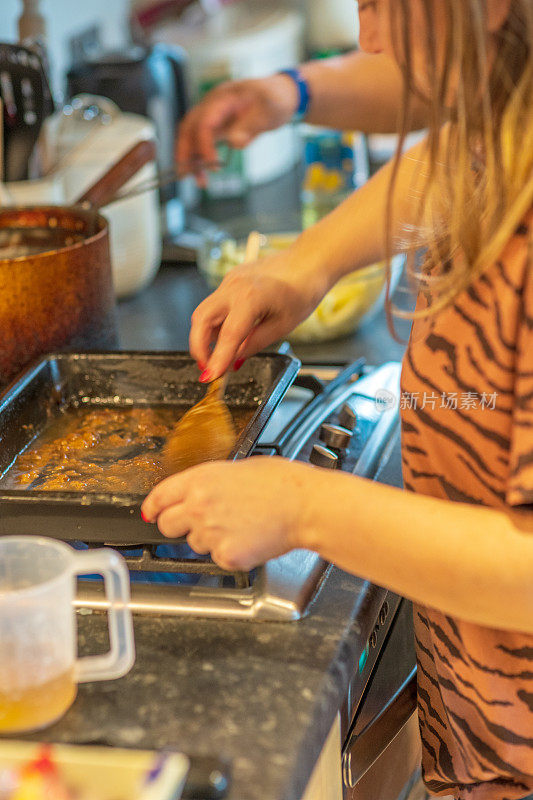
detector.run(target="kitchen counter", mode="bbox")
[25,265,408,800]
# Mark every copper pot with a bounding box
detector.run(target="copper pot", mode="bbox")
[0,140,156,386]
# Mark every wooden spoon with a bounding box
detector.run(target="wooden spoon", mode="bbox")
[164,231,262,475]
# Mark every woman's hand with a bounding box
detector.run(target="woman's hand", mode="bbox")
[189,135,434,379]
[141,457,317,571]
[177,75,298,183]
[190,248,330,379]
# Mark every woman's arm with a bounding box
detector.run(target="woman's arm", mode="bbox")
[141,457,533,635]
[300,52,429,132]
[301,470,533,634]
[190,136,429,377]
[177,52,429,166]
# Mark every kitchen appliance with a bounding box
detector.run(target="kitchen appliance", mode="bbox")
[0,42,54,181]
[152,0,304,188]
[0,352,399,622]
[5,96,161,298]
[341,597,420,800]
[66,44,188,200]
[307,0,360,53]
[0,352,418,797]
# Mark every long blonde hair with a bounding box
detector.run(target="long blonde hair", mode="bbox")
[387,0,533,321]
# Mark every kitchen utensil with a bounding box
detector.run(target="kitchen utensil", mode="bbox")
[164,232,261,474]
[0,535,134,734]
[10,95,162,298]
[0,42,54,181]
[0,204,116,386]
[0,139,157,386]
[163,375,236,474]
[84,158,223,211]
[76,138,158,213]
[0,351,300,544]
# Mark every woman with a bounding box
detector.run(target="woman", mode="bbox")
[142,2,533,798]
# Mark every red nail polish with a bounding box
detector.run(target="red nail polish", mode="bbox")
[199,369,211,383]
[233,359,244,372]
[141,510,148,522]
[197,362,206,371]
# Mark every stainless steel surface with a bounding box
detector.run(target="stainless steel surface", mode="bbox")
[281,362,400,461]
[339,403,357,431]
[76,550,327,621]
[343,671,417,788]
[342,600,419,799]
[319,423,352,451]
[310,444,339,469]
[343,714,421,800]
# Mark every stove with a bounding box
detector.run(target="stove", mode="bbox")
[75,359,401,620]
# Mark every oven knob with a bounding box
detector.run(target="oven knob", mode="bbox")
[338,403,357,431]
[310,444,339,469]
[319,423,352,451]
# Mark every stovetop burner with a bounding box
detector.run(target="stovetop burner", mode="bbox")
[75,360,401,620]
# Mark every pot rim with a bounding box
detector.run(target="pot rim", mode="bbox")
[0,205,109,264]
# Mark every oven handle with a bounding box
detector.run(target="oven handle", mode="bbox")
[342,667,417,789]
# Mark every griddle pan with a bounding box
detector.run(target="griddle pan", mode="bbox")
[0,351,300,545]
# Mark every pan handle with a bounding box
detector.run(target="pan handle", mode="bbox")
[76,139,158,209]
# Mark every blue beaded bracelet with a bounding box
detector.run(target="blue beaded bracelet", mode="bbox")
[279,67,311,122]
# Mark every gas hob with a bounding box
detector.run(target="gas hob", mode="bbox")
[75,360,401,620]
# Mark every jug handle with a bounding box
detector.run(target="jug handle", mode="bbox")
[72,548,135,683]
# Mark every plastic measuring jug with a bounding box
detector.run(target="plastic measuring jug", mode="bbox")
[0,536,135,733]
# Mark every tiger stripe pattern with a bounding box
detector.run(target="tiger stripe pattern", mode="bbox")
[400,211,533,800]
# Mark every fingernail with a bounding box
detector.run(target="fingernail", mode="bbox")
[233,359,244,372]
[141,510,149,522]
[199,369,211,383]
[197,361,206,371]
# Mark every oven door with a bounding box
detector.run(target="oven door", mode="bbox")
[342,601,420,800]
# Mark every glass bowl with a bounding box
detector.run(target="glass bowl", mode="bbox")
[197,232,405,343]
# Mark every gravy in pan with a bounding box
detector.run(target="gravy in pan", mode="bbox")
[1,405,256,495]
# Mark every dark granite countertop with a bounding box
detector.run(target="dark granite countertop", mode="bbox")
[37,568,390,800]
[24,264,407,800]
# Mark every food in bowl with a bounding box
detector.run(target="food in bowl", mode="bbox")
[198,233,405,343]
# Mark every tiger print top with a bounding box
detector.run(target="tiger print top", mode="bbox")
[400,210,533,800]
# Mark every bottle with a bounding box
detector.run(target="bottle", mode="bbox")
[198,72,247,200]
[18,0,46,42]
[300,127,363,228]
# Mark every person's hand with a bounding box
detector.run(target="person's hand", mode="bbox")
[141,457,317,571]
[190,247,330,379]
[177,74,299,183]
